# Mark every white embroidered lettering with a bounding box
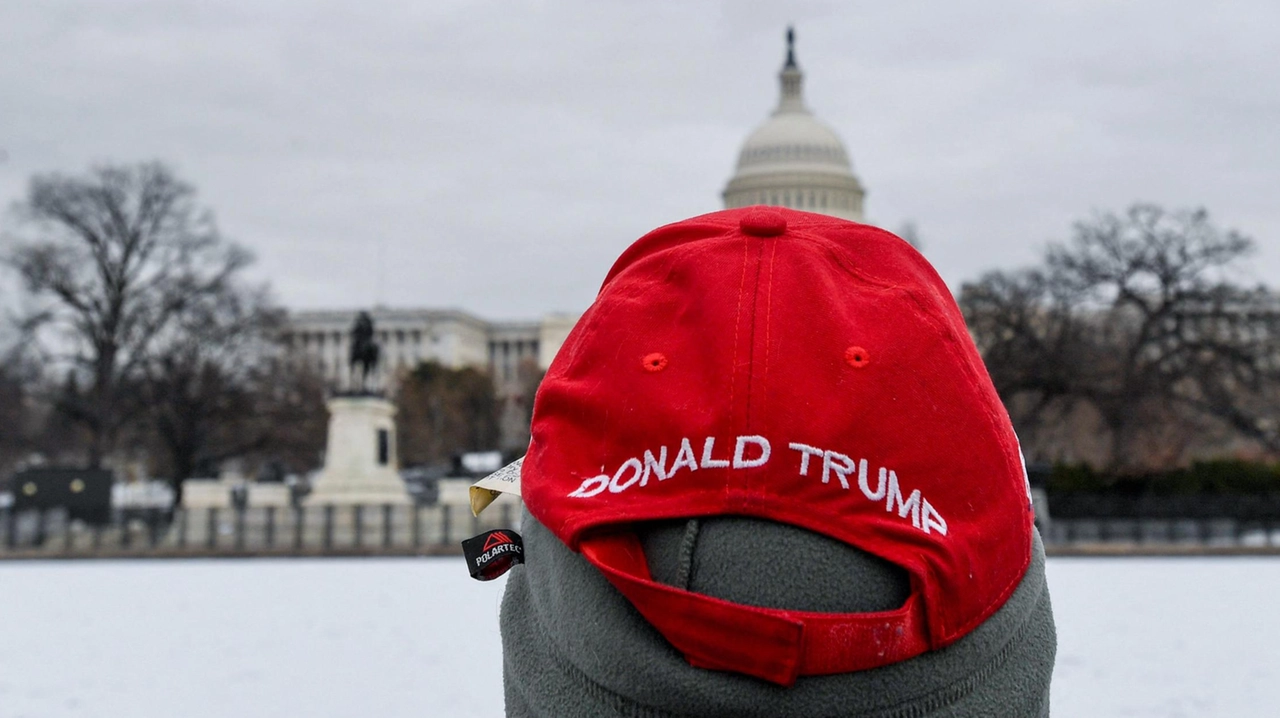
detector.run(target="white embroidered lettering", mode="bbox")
[885,471,922,528]
[860,465,887,501]
[641,447,669,486]
[733,436,771,468]
[572,437,947,540]
[568,474,610,498]
[1016,439,1033,507]
[700,437,730,468]
[789,443,823,475]
[923,499,948,535]
[670,438,699,475]
[608,458,644,493]
[822,450,856,489]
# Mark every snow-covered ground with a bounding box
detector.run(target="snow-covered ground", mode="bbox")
[1047,557,1280,717]
[0,557,1276,717]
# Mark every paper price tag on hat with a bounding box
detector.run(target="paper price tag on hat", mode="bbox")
[469,457,523,516]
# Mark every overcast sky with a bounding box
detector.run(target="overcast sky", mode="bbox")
[1,0,1277,320]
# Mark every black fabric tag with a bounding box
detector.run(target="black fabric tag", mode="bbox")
[462,529,525,581]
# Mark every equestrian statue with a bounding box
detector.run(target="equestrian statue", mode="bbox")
[349,310,381,394]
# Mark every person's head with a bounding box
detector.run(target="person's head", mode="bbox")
[488,208,1055,716]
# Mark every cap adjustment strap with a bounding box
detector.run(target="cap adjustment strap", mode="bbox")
[579,531,931,687]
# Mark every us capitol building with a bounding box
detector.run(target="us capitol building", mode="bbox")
[285,29,866,448]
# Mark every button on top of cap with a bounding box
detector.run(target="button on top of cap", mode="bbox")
[740,208,787,237]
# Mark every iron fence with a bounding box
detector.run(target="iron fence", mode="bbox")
[1043,517,1280,549]
[0,502,520,557]
[8,502,1280,557]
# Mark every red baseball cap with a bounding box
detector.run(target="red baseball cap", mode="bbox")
[518,207,1033,687]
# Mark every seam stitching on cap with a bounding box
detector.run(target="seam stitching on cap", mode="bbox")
[728,236,750,501]
[744,240,765,435]
[753,239,779,495]
[729,237,749,427]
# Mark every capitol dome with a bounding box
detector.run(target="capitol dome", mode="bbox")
[723,29,866,222]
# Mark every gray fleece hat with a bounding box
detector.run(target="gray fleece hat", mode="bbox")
[479,208,1056,715]
[500,511,1055,717]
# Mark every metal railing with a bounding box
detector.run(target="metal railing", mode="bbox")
[0,502,520,558]
[1042,517,1280,550]
[9,504,1280,557]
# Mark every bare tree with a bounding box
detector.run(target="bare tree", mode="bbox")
[0,355,35,477]
[961,267,1094,458]
[962,268,1083,400]
[962,204,1280,470]
[516,357,545,440]
[396,361,500,467]
[139,285,327,502]
[5,162,249,468]
[141,283,276,481]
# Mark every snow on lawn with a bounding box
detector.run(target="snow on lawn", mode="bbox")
[1047,557,1280,717]
[0,557,1277,718]
[0,559,509,718]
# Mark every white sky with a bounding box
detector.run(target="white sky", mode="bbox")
[1,0,1277,320]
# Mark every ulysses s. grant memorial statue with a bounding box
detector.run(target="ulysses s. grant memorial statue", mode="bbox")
[306,311,412,506]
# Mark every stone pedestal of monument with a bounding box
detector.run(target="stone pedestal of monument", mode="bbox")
[307,395,411,506]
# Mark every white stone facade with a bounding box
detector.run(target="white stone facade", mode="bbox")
[723,30,866,222]
[283,29,863,455]
[285,308,573,393]
[285,308,576,450]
